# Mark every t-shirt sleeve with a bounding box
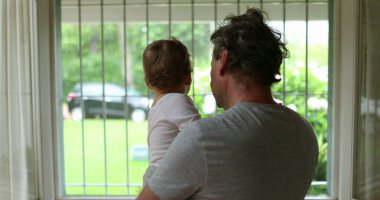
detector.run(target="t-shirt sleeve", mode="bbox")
[168,95,200,130]
[148,125,207,200]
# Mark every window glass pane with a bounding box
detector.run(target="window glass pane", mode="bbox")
[149,0,168,3]
[284,4,306,112]
[217,4,239,20]
[240,3,262,13]
[59,0,330,197]
[125,0,142,4]
[193,4,217,117]
[125,4,150,196]
[307,4,329,196]
[172,0,191,3]
[148,4,169,40]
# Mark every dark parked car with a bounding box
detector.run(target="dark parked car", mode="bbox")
[67,82,149,122]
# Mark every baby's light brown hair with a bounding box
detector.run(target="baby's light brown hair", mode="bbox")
[143,38,192,91]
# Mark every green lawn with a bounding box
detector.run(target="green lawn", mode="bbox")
[63,119,149,195]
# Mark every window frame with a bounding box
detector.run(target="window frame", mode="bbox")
[331,0,360,199]
[35,0,58,199]
[35,0,361,199]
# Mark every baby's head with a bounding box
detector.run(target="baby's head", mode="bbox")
[143,38,192,94]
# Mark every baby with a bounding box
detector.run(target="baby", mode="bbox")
[142,38,201,185]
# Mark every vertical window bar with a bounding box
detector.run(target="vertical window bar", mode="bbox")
[213,0,218,116]
[237,0,240,15]
[169,0,172,37]
[145,0,152,174]
[213,0,217,116]
[305,0,309,119]
[122,0,131,195]
[146,0,149,45]
[260,0,263,10]
[100,0,109,194]
[146,0,151,103]
[78,0,87,195]
[327,0,334,193]
[56,0,66,195]
[145,0,151,120]
[282,0,286,105]
[214,0,217,29]
[191,0,195,100]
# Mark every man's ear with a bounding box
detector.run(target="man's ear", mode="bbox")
[218,48,229,76]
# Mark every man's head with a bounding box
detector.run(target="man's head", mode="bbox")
[209,8,289,108]
[143,38,192,93]
[210,8,289,87]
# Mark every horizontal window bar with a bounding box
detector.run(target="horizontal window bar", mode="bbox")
[66,183,142,187]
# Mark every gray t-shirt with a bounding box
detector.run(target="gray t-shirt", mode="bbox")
[149,102,318,200]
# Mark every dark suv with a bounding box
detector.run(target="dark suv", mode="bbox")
[67,82,149,121]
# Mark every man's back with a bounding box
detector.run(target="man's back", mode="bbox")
[149,102,318,200]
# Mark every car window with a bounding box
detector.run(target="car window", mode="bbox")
[73,83,142,97]
[126,88,140,97]
[82,84,103,96]
[105,84,125,96]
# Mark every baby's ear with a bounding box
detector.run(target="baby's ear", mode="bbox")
[184,73,192,85]
[145,79,153,89]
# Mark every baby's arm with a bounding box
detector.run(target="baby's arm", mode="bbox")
[171,95,201,131]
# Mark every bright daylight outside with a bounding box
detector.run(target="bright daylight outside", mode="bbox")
[58,0,330,198]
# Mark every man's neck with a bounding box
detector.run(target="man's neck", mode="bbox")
[223,77,277,109]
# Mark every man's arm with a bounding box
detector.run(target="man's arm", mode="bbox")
[136,185,160,200]
[138,126,206,200]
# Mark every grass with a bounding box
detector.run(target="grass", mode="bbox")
[63,119,149,196]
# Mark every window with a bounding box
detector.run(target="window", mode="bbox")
[57,0,331,198]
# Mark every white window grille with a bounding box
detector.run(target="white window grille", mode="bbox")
[57,0,331,198]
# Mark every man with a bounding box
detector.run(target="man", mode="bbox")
[137,8,318,200]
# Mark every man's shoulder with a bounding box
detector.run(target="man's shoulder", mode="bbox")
[184,113,229,135]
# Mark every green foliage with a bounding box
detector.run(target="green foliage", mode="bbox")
[307,184,328,196]
[62,24,125,99]
[61,22,212,99]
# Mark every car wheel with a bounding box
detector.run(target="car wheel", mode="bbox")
[131,108,146,122]
[71,107,84,121]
